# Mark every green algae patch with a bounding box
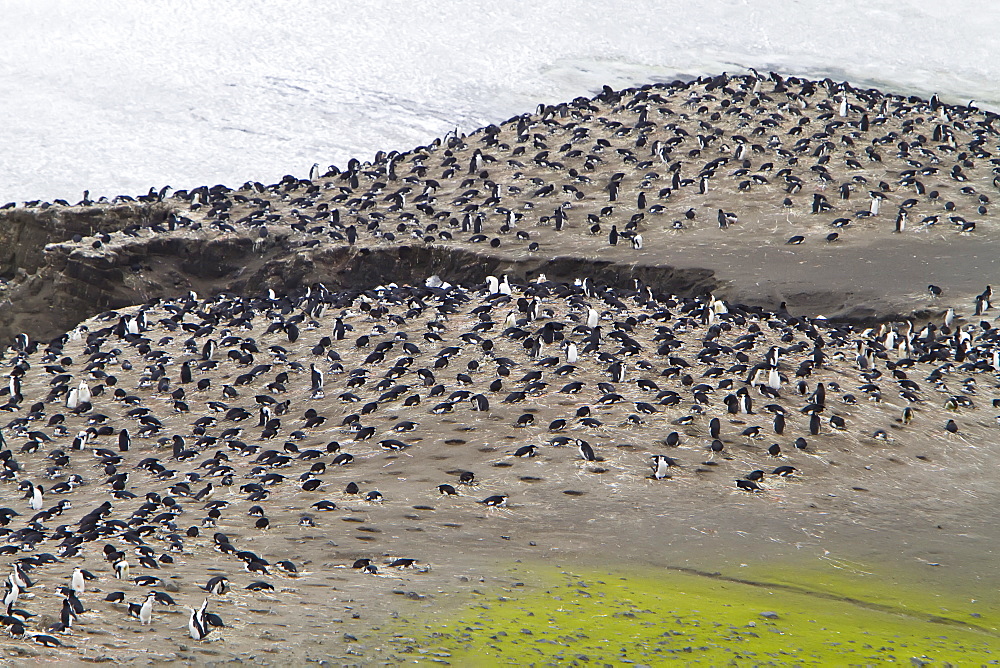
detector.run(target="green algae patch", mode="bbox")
[389,565,1000,665]
[736,555,1000,636]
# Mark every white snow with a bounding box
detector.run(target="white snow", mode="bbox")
[1,0,996,202]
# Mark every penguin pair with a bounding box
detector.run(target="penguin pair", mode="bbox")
[650,454,677,479]
[189,599,212,640]
[127,592,157,624]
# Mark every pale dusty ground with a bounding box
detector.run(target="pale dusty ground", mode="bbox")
[2,75,999,664]
[2,277,999,664]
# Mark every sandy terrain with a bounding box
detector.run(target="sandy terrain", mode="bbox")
[1,73,999,664]
[1,274,999,663]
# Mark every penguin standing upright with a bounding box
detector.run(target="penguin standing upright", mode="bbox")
[3,573,19,609]
[23,482,43,511]
[7,376,21,404]
[766,368,781,391]
[138,592,155,625]
[310,363,324,399]
[869,192,882,215]
[976,286,992,315]
[66,387,79,410]
[12,563,31,589]
[59,597,76,630]
[114,557,129,580]
[812,382,826,407]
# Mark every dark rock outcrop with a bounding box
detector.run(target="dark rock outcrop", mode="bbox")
[0,204,171,278]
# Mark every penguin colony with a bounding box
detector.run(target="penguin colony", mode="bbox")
[7,71,998,272]
[2,271,1000,654]
[0,72,998,658]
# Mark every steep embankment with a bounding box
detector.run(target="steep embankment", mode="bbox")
[0,206,718,345]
